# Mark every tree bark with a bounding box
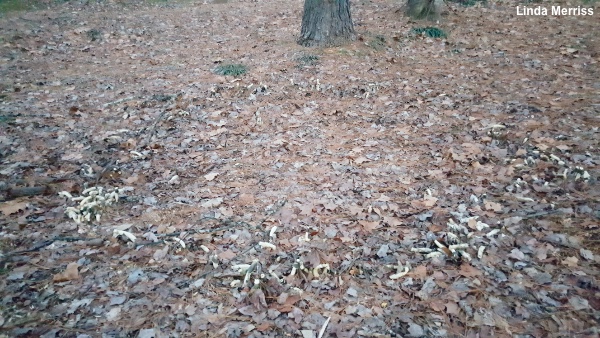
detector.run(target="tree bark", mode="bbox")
[405,0,439,20]
[298,0,355,47]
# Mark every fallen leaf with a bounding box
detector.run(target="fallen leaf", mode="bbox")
[508,248,526,261]
[256,322,273,331]
[555,144,571,151]
[138,329,157,338]
[407,322,424,337]
[68,298,93,314]
[377,194,391,202]
[459,264,482,277]
[153,245,169,261]
[445,302,460,316]
[238,193,255,205]
[410,265,428,280]
[347,204,364,216]
[358,220,381,232]
[249,288,268,310]
[493,313,512,334]
[562,256,578,267]
[275,294,301,313]
[0,200,28,216]
[123,174,140,184]
[354,156,370,164]
[383,215,403,226]
[579,248,594,261]
[204,172,219,181]
[299,204,314,216]
[218,249,237,260]
[7,267,28,281]
[467,217,478,230]
[484,201,502,212]
[53,262,80,282]
[201,197,223,208]
[430,299,446,312]
[106,307,121,321]
[568,296,590,310]
[415,277,436,300]
[322,201,337,211]
[300,330,315,338]
[411,196,438,209]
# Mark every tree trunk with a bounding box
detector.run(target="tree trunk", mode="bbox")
[405,0,439,20]
[298,0,355,47]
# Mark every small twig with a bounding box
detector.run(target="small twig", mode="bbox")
[1,236,97,259]
[141,110,168,148]
[102,96,135,108]
[338,256,365,274]
[28,261,52,270]
[7,186,50,198]
[520,210,562,219]
[318,316,331,338]
[0,315,50,331]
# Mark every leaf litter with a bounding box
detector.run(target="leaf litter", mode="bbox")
[0,0,599,336]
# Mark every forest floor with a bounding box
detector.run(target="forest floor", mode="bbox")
[0,0,599,337]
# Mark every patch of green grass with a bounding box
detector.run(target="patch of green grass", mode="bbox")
[0,0,35,14]
[214,64,247,77]
[412,27,447,39]
[0,114,16,124]
[368,35,387,51]
[295,54,319,67]
[87,29,102,42]
[448,0,486,6]
[0,0,74,15]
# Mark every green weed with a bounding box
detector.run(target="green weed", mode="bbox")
[0,0,75,15]
[448,0,486,6]
[87,29,102,42]
[296,54,320,67]
[0,114,16,124]
[368,35,387,51]
[214,64,247,77]
[0,0,36,14]
[412,27,447,39]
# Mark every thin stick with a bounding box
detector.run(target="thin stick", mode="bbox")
[318,317,331,338]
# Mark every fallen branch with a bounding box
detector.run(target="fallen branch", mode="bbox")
[1,176,75,200]
[519,210,562,219]
[0,236,101,264]
[7,186,50,198]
